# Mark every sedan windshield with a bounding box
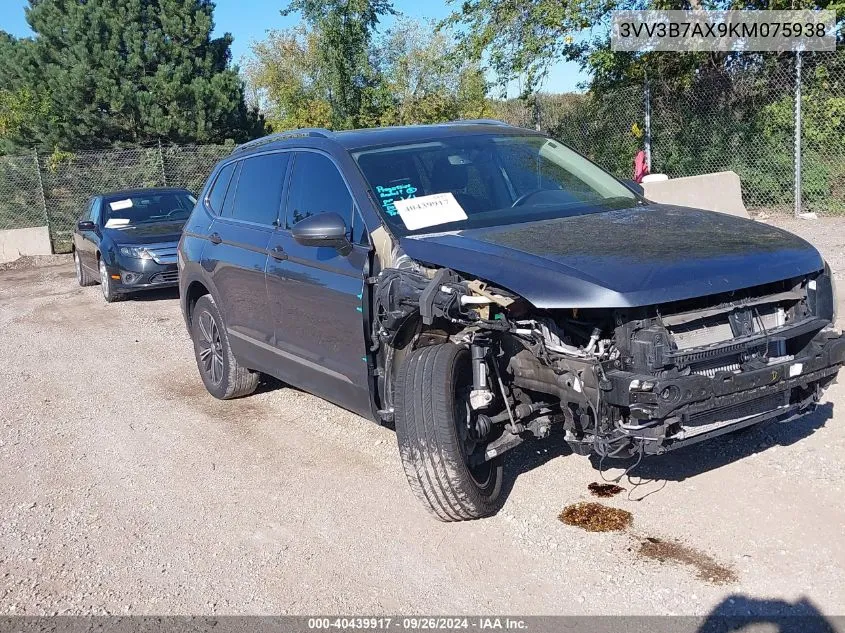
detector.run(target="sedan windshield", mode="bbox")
[353,133,639,235]
[102,191,196,227]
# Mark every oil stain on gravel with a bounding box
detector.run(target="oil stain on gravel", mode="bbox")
[638,536,737,584]
[588,482,625,498]
[558,502,632,532]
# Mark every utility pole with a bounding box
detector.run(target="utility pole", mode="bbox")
[158,138,167,187]
[793,51,803,217]
[644,78,652,172]
[33,147,51,251]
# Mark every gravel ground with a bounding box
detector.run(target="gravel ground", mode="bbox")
[1,216,844,618]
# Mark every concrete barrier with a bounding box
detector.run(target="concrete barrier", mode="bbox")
[0,226,53,263]
[641,171,749,219]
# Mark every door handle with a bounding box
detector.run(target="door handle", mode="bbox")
[209,232,222,245]
[269,246,288,261]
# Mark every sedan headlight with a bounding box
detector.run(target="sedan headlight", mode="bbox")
[119,245,153,259]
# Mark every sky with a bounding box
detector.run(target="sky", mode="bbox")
[0,0,588,94]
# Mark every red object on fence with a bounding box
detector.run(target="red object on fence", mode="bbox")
[633,150,649,183]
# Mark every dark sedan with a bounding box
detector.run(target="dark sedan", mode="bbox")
[73,187,195,302]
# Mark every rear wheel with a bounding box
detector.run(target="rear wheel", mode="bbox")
[395,343,504,521]
[190,294,259,400]
[74,250,96,286]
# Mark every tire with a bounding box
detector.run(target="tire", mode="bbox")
[190,294,259,400]
[98,257,124,303]
[395,343,505,521]
[74,250,96,287]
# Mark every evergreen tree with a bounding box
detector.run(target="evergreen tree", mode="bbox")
[0,0,263,151]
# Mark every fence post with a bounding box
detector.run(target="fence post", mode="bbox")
[794,51,803,217]
[644,78,652,172]
[33,147,52,251]
[158,138,167,187]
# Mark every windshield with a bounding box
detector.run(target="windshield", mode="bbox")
[102,191,196,227]
[353,133,638,235]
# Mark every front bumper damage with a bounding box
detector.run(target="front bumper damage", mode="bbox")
[579,329,843,455]
[373,260,842,461]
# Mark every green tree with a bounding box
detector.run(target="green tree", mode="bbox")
[244,16,490,130]
[243,26,334,130]
[443,0,593,98]
[375,18,490,125]
[282,0,395,129]
[445,0,844,96]
[0,0,263,151]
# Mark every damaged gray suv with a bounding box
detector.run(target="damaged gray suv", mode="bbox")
[178,122,844,521]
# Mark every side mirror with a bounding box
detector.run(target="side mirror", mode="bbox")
[77,220,96,232]
[291,212,352,255]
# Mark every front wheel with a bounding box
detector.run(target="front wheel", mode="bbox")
[99,258,123,303]
[395,343,504,521]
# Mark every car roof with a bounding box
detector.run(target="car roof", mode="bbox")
[101,187,191,200]
[332,122,542,150]
[230,122,545,156]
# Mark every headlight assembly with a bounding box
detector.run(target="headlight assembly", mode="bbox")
[119,245,153,259]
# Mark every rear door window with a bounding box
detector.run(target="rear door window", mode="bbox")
[221,161,242,218]
[285,152,353,230]
[229,153,289,226]
[207,162,236,214]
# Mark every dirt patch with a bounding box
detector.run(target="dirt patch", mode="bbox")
[159,374,277,427]
[638,537,737,585]
[559,502,632,532]
[0,254,71,272]
[588,482,625,498]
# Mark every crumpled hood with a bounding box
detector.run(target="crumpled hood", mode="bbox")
[105,221,184,246]
[398,205,824,308]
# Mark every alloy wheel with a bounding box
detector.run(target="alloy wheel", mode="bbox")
[99,260,109,299]
[197,310,224,385]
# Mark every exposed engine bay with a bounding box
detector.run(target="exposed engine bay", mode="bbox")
[370,255,845,464]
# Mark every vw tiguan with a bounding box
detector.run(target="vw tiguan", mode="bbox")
[177,122,843,521]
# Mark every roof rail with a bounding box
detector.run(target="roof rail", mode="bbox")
[447,119,511,126]
[232,128,333,154]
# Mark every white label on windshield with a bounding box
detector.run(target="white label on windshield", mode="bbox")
[394,192,468,231]
[109,199,133,211]
[104,218,130,228]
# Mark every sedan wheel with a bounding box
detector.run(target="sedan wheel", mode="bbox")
[74,251,95,286]
[98,259,122,303]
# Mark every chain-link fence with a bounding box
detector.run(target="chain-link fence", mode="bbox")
[0,143,232,253]
[1,52,843,254]
[494,50,845,216]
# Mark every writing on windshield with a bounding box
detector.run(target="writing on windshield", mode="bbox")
[354,134,637,235]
